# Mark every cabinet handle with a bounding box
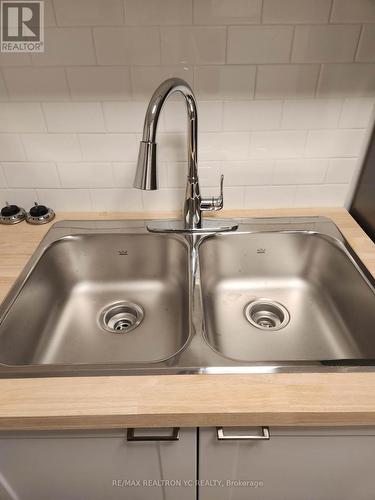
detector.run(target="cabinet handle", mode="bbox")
[217,427,270,441]
[127,428,180,441]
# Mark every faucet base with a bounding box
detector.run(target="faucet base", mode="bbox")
[146,219,238,234]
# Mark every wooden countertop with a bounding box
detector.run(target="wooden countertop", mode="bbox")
[0,208,375,430]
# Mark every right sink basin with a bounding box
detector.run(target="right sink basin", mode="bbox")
[198,228,375,363]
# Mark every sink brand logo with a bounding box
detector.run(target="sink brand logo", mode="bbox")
[1,1,44,52]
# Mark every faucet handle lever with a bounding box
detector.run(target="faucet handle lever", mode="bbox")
[200,174,224,212]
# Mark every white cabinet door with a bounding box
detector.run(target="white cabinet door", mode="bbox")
[0,427,196,500]
[199,427,375,500]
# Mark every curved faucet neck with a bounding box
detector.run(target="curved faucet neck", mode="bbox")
[141,78,199,183]
[135,78,225,231]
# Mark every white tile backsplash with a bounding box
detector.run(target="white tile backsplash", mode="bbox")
[227,26,294,63]
[43,0,57,27]
[223,101,283,131]
[305,129,366,157]
[90,188,142,211]
[331,0,375,23]
[22,134,81,161]
[193,0,261,25]
[125,0,192,26]
[79,134,138,161]
[195,65,256,100]
[37,188,92,211]
[157,134,187,162]
[0,166,6,187]
[202,185,245,208]
[130,66,194,100]
[263,0,332,24]
[94,27,161,65]
[142,188,184,211]
[43,103,105,133]
[222,160,274,185]
[2,162,60,188]
[54,0,124,26]
[112,162,137,187]
[295,184,348,207]
[325,158,358,183]
[0,135,26,161]
[164,101,223,132]
[250,130,307,158]
[0,74,8,102]
[281,99,342,129]
[103,102,148,133]
[291,25,361,63]
[2,68,70,101]
[200,132,250,160]
[255,65,320,99]
[339,98,375,128]
[0,53,31,66]
[356,24,375,63]
[273,159,328,184]
[245,185,297,208]
[160,27,226,65]
[58,163,114,188]
[0,0,373,212]
[31,28,96,66]
[317,63,375,96]
[0,189,37,208]
[66,67,132,101]
[0,103,46,132]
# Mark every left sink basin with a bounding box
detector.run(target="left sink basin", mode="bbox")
[0,227,190,366]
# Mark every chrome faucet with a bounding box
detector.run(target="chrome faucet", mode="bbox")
[134,78,235,233]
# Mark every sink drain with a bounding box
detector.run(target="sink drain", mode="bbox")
[99,301,144,334]
[244,299,290,331]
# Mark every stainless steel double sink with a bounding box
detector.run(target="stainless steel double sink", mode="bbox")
[0,217,375,376]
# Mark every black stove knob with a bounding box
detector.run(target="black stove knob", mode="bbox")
[26,202,55,225]
[29,204,49,218]
[1,204,20,217]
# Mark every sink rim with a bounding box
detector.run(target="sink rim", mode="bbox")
[1,216,375,377]
[0,224,193,369]
[197,227,375,364]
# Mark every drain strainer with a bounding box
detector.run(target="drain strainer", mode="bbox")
[99,301,144,334]
[244,299,290,331]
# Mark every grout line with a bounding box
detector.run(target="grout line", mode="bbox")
[354,24,364,61]
[39,101,49,132]
[0,164,8,188]
[0,68,10,101]
[224,25,229,64]
[314,64,323,97]
[18,134,28,162]
[0,61,351,70]
[122,0,126,25]
[322,159,330,183]
[63,67,73,100]
[337,96,346,128]
[260,0,265,24]
[87,188,94,211]
[328,0,335,23]
[253,65,258,99]
[90,27,98,65]
[54,161,63,188]
[101,101,112,133]
[158,26,163,66]
[288,25,296,63]
[50,0,58,26]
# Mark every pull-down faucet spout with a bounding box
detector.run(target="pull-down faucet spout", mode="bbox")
[134,78,226,231]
